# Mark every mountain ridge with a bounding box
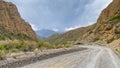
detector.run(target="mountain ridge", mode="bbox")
[36,29,59,38]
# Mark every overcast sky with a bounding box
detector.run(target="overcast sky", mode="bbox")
[5,0,112,32]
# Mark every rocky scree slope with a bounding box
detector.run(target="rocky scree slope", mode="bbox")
[0,0,37,40]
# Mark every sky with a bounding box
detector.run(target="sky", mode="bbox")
[5,0,112,32]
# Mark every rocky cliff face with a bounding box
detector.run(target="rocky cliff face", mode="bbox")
[0,0,37,40]
[82,0,120,43]
[97,0,120,24]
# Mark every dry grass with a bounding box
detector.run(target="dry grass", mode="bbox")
[0,40,70,60]
[0,40,50,60]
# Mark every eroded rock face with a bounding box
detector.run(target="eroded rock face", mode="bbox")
[82,0,120,43]
[97,0,120,24]
[0,0,37,40]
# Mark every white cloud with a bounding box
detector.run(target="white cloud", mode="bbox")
[85,0,112,11]
[52,28,59,32]
[65,25,81,31]
[30,23,38,31]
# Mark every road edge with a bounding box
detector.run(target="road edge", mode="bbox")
[0,47,86,68]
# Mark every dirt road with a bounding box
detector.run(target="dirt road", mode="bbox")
[21,45,120,68]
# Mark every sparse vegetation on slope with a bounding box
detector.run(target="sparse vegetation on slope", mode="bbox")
[0,39,72,60]
[109,13,120,21]
[108,13,120,22]
[46,25,96,45]
[0,40,52,60]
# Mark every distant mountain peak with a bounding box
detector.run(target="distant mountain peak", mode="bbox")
[36,29,60,39]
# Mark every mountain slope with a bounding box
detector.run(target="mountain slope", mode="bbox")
[0,0,37,40]
[46,25,96,44]
[82,0,120,43]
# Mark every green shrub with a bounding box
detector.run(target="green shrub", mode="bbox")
[107,38,114,43]
[62,42,68,45]
[94,37,100,42]
[17,40,37,52]
[19,40,25,46]
[108,13,120,22]
[37,40,45,48]
[0,44,6,60]
[37,40,54,49]
[0,44,5,51]
[0,40,37,53]
[0,36,6,40]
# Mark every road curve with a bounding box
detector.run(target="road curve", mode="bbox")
[21,45,120,68]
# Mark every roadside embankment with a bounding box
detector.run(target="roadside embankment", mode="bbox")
[0,46,86,68]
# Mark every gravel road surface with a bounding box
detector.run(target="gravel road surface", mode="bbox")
[21,45,120,68]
